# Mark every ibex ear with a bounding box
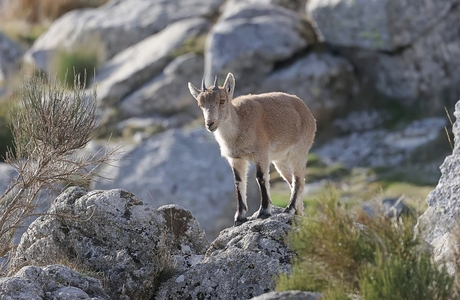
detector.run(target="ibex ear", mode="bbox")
[188,82,201,100]
[223,73,235,99]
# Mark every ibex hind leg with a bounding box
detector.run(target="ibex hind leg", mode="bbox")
[283,152,307,215]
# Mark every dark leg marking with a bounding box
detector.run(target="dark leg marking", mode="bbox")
[233,168,247,225]
[256,165,271,219]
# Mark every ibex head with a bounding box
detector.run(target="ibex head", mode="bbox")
[188,73,235,132]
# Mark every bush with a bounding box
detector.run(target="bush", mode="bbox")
[0,72,119,271]
[277,188,454,299]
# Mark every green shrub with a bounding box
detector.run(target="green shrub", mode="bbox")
[277,188,454,299]
[54,46,100,87]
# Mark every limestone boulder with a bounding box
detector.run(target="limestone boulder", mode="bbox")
[258,52,357,125]
[0,265,110,300]
[92,127,260,240]
[306,0,457,51]
[251,290,322,300]
[205,3,317,95]
[10,187,209,299]
[24,0,223,71]
[95,18,210,109]
[118,53,203,120]
[156,208,296,299]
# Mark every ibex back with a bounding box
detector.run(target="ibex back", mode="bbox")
[188,73,316,225]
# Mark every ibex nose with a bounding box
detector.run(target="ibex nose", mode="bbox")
[206,120,217,132]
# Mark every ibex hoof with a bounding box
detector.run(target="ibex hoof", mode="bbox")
[283,207,296,215]
[234,217,248,226]
[256,210,272,220]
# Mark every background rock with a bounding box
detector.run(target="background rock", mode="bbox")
[205,3,317,95]
[118,53,203,121]
[95,17,210,109]
[0,264,110,300]
[24,0,223,71]
[251,290,322,300]
[156,208,295,299]
[93,127,260,240]
[258,52,357,125]
[0,32,24,83]
[306,0,458,51]
[10,187,209,299]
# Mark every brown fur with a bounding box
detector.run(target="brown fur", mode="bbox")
[188,73,316,225]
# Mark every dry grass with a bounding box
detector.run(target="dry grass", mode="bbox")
[0,72,120,273]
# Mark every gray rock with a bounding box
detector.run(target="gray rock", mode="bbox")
[118,53,203,119]
[24,0,223,71]
[258,52,357,124]
[362,197,411,219]
[205,3,317,95]
[251,290,322,300]
[418,100,460,261]
[92,127,260,240]
[0,32,25,83]
[95,17,210,108]
[0,162,16,195]
[10,187,209,299]
[316,117,446,168]
[0,264,109,300]
[306,0,457,51]
[222,0,307,12]
[156,208,296,299]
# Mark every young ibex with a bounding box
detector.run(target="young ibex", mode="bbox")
[188,73,316,225]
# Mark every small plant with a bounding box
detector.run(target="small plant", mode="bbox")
[277,188,454,299]
[0,102,14,161]
[0,72,119,273]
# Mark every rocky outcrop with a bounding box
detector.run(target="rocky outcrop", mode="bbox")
[92,127,260,240]
[24,0,223,71]
[205,3,317,95]
[95,17,210,109]
[156,208,296,299]
[418,100,460,261]
[0,264,110,300]
[10,187,209,299]
[258,52,357,125]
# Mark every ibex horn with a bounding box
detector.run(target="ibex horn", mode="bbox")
[202,78,206,91]
[213,75,218,91]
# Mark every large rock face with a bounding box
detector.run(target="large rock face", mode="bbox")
[156,208,296,299]
[10,187,209,299]
[306,0,457,51]
[0,264,110,300]
[307,0,460,111]
[205,3,317,95]
[95,17,210,108]
[93,127,260,240]
[418,100,460,261]
[24,0,224,71]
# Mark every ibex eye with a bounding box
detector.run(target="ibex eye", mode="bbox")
[220,99,225,105]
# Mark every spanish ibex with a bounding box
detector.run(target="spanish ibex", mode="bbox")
[188,73,316,225]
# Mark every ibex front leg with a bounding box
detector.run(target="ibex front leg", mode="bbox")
[230,158,248,226]
[256,161,272,219]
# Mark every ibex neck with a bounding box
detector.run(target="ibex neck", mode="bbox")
[215,104,239,143]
